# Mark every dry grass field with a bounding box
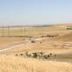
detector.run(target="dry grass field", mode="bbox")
[0,24,72,72]
[0,55,72,72]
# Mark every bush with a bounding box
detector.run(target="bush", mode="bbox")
[25,51,55,60]
[15,54,18,56]
[31,40,35,43]
[43,55,50,59]
[67,27,72,30]
[25,52,31,57]
[20,53,23,56]
[50,53,52,56]
[32,53,37,58]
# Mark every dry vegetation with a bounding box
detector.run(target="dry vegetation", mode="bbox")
[0,55,72,72]
[0,24,72,72]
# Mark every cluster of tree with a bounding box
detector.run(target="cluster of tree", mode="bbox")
[25,51,56,60]
[66,27,72,30]
[41,34,58,38]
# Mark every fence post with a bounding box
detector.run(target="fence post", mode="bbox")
[2,26,4,37]
[8,26,10,37]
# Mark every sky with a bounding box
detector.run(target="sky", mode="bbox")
[0,0,72,26]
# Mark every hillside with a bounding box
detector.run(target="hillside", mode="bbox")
[59,32,72,41]
[0,55,72,72]
[0,24,72,72]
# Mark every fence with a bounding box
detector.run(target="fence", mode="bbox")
[0,26,26,37]
[0,26,47,37]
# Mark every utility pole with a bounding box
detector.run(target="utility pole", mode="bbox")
[2,26,4,37]
[8,26,10,37]
[23,26,24,37]
[23,26,25,37]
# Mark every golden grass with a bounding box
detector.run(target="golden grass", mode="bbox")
[0,55,72,72]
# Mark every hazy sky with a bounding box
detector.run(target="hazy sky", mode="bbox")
[0,0,72,26]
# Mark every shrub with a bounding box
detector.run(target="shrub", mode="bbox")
[43,55,50,59]
[49,53,52,56]
[67,27,72,30]
[32,53,37,58]
[31,40,35,43]
[15,54,18,56]
[25,52,31,57]
[20,53,23,56]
